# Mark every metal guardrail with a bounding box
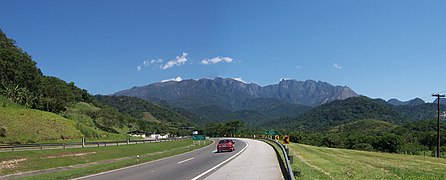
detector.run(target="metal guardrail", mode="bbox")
[264,138,295,180]
[0,138,185,152]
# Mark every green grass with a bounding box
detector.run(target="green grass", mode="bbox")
[0,106,83,144]
[0,98,137,144]
[0,139,210,178]
[288,143,446,179]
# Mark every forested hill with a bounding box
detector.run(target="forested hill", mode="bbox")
[95,95,193,126]
[265,96,406,131]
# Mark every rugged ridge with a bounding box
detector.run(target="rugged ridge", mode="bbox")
[114,77,358,110]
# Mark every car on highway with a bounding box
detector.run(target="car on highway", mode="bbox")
[217,139,235,152]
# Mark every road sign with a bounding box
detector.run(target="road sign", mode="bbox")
[282,135,290,144]
[274,135,280,140]
[262,134,265,138]
[192,135,206,140]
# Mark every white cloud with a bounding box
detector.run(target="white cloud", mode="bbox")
[201,56,233,65]
[162,52,188,70]
[333,63,343,69]
[161,76,182,82]
[280,78,293,81]
[143,58,163,67]
[137,66,142,72]
[232,77,247,84]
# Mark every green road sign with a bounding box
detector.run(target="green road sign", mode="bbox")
[192,135,206,140]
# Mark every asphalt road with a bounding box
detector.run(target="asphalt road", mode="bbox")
[205,138,283,179]
[76,139,247,180]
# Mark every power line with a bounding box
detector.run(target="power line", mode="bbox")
[432,93,445,158]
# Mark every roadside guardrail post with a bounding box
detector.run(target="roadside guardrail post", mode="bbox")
[288,155,293,164]
[82,138,85,148]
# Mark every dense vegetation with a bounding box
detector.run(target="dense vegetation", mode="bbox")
[265,96,406,131]
[287,119,446,154]
[94,95,192,135]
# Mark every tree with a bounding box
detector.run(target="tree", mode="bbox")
[225,120,244,136]
[0,29,42,107]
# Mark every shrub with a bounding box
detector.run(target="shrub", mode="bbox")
[352,143,374,151]
[0,126,7,137]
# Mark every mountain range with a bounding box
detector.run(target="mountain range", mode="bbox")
[114,77,358,110]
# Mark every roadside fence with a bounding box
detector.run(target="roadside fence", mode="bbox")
[0,137,187,152]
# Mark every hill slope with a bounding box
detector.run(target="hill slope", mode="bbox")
[94,95,193,126]
[0,97,83,143]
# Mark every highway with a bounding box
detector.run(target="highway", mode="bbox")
[76,138,282,180]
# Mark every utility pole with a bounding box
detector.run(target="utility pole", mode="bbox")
[432,93,445,158]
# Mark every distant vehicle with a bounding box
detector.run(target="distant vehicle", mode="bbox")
[217,139,235,152]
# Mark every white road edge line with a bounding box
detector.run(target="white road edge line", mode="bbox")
[178,157,194,164]
[190,139,249,180]
[73,140,215,180]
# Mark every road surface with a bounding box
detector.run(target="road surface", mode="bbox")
[204,138,283,180]
[77,138,282,180]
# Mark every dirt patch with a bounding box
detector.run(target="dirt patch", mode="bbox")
[0,158,27,172]
[46,152,96,159]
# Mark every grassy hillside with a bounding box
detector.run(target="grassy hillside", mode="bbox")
[0,97,83,143]
[289,143,446,179]
[0,96,131,144]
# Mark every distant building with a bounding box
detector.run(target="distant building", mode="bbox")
[128,131,170,140]
[128,130,152,139]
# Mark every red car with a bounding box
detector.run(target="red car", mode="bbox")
[217,139,235,152]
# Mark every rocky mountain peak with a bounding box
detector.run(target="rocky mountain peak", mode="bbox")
[114,77,358,109]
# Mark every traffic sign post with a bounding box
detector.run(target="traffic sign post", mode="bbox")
[275,135,280,140]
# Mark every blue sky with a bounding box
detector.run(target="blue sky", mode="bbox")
[1,1,446,101]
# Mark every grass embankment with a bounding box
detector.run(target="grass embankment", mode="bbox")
[289,143,446,179]
[0,139,212,179]
[0,97,133,144]
[0,99,83,144]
